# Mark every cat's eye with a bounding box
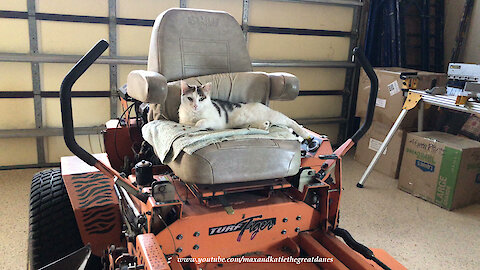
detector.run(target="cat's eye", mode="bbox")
[187,97,193,101]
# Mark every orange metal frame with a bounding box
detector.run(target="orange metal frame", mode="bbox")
[61,128,405,269]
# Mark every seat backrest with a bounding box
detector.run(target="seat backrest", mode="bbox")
[148,8,253,82]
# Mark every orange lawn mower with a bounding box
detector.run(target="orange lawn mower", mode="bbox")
[28,9,406,270]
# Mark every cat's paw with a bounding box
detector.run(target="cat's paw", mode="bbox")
[247,121,270,130]
[195,119,209,129]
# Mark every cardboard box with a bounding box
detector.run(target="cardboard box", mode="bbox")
[356,68,446,128]
[355,120,407,178]
[398,131,480,210]
[460,115,480,141]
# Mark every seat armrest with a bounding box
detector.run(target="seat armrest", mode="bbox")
[127,70,168,104]
[268,72,299,101]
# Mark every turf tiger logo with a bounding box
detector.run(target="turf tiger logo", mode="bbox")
[208,215,276,241]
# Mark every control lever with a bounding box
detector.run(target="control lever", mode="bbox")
[318,154,338,160]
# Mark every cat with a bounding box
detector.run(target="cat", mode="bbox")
[178,81,311,140]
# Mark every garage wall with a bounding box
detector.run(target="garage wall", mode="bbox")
[0,0,363,168]
[444,0,480,65]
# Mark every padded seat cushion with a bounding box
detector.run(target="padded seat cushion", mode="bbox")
[168,139,301,184]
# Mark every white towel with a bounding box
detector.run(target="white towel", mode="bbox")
[142,120,299,164]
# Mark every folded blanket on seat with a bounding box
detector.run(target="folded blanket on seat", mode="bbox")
[142,120,299,164]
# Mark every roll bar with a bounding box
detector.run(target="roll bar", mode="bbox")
[60,40,148,203]
[350,47,378,143]
[332,47,378,159]
[60,40,109,166]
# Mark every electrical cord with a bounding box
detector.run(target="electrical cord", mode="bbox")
[88,133,94,153]
[113,103,135,163]
[158,214,179,256]
[168,177,189,205]
[179,179,190,205]
[97,130,104,152]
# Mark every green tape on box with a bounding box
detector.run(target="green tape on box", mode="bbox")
[435,147,462,209]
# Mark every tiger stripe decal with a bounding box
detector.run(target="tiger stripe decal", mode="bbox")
[63,171,122,256]
[71,172,114,209]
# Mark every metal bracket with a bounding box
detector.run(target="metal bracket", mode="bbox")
[218,196,234,215]
[455,96,470,105]
[402,92,423,110]
[401,77,419,90]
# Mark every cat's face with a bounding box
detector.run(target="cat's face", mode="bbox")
[180,81,212,112]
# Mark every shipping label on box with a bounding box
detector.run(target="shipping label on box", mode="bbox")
[387,80,401,96]
[368,138,387,155]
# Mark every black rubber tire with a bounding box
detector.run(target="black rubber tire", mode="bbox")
[28,168,102,270]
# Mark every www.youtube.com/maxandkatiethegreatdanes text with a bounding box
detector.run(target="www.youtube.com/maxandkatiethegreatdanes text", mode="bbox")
[177,255,334,264]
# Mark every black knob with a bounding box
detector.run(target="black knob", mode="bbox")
[135,160,154,186]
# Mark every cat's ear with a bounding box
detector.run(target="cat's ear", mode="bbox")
[180,80,188,95]
[203,82,212,95]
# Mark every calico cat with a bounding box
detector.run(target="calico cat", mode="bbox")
[178,81,311,140]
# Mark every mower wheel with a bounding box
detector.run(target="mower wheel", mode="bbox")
[28,168,101,270]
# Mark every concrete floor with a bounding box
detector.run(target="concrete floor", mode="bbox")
[0,157,479,270]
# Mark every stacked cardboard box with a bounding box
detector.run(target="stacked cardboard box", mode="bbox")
[354,68,446,178]
[354,121,407,178]
[398,132,480,210]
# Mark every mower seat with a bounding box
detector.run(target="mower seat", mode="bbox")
[127,8,302,184]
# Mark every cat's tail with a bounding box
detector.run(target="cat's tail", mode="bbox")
[287,119,311,140]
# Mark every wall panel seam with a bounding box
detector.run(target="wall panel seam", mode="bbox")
[0,11,354,37]
[108,0,118,119]
[0,53,355,67]
[27,0,45,164]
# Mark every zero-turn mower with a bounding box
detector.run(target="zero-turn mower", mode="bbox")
[28,8,406,270]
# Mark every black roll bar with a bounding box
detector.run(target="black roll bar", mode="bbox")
[60,40,109,166]
[350,47,379,143]
[60,40,149,203]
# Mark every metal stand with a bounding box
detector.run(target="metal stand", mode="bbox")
[418,100,424,131]
[357,90,480,188]
[357,92,423,188]
[356,109,408,188]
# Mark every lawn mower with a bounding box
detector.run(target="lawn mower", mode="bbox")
[28,8,405,270]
